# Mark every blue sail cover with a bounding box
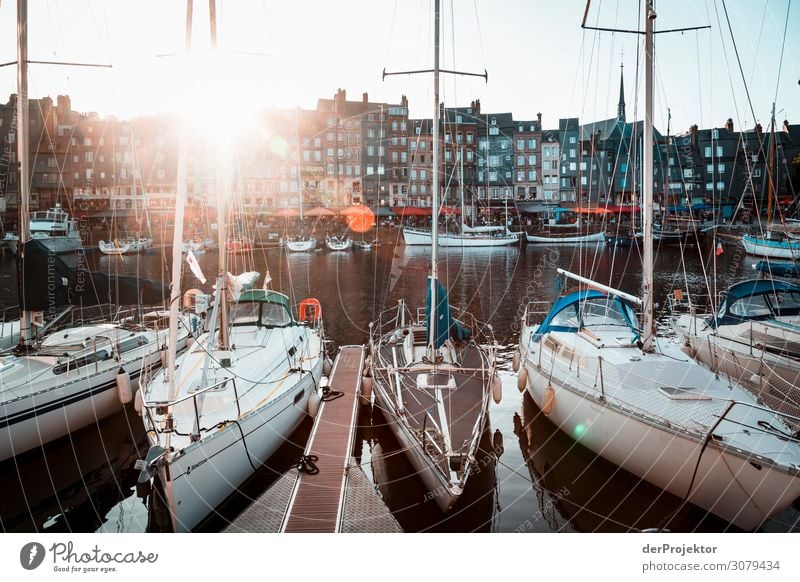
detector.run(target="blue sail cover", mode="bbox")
[425,276,455,348]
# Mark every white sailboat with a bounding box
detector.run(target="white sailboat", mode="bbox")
[286,110,317,252]
[402,151,518,247]
[515,3,800,530]
[367,0,500,513]
[4,202,82,255]
[1,1,194,462]
[672,278,800,421]
[137,3,326,532]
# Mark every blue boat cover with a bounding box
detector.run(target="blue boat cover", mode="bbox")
[425,277,471,347]
[753,260,800,279]
[535,288,639,340]
[714,278,800,326]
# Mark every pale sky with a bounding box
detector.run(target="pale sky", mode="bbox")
[0,0,797,135]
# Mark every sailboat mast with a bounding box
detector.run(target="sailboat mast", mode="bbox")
[766,102,776,226]
[459,146,465,223]
[641,1,656,353]
[166,0,194,398]
[16,0,32,348]
[428,0,441,355]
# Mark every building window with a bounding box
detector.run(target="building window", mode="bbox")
[528,139,537,149]
[569,162,576,171]
[704,146,712,157]
[517,139,525,150]
[517,155,525,165]
[716,181,725,190]
[466,133,474,144]
[528,170,537,181]
[517,171,525,182]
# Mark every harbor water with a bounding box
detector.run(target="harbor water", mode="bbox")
[1,235,798,533]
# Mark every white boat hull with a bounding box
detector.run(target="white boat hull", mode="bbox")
[0,344,168,461]
[741,236,800,259]
[525,230,606,244]
[521,344,800,530]
[325,238,353,251]
[156,358,322,532]
[403,227,518,247]
[286,238,317,252]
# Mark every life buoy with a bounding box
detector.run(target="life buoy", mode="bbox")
[517,366,528,392]
[492,374,502,404]
[117,368,132,405]
[183,288,203,309]
[512,349,521,372]
[299,298,323,323]
[542,383,555,415]
[360,375,373,406]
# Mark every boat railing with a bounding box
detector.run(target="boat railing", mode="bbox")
[142,376,242,443]
[666,290,713,318]
[522,301,552,327]
[369,302,495,347]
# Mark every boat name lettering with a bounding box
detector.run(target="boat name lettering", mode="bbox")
[186,458,208,474]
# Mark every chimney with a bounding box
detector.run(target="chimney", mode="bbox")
[690,124,698,150]
[401,94,408,109]
[784,119,790,133]
[362,92,368,104]
[725,118,733,132]
[57,95,71,121]
[755,123,763,137]
[537,112,542,127]
[474,99,480,115]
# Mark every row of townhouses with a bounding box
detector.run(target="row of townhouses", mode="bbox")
[1,70,798,227]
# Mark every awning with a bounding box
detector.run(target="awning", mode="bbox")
[273,208,300,217]
[440,205,461,215]
[304,206,336,217]
[392,206,432,217]
[371,206,395,217]
[574,207,611,214]
[607,205,640,214]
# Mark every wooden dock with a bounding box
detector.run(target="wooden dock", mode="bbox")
[224,344,401,533]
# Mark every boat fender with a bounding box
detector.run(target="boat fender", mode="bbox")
[512,348,521,372]
[160,349,167,369]
[492,374,502,404]
[307,388,322,418]
[117,368,133,405]
[360,375,374,406]
[323,356,333,377]
[542,383,555,415]
[363,355,372,377]
[134,387,143,416]
[517,366,528,392]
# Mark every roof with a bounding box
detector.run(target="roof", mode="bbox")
[237,289,291,311]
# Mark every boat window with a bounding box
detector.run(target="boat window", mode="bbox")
[549,305,580,328]
[261,303,292,327]
[230,302,260,325]
[579,298,631,327]
[53,350,111,375]
[729,295,772,318]
[768,291,800,316]
[118,335,149,355]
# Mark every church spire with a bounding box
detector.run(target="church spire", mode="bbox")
[617,61,626,123]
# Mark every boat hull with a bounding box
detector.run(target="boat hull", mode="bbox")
[526,230,606,244]
[521,353,800,530]
[0,349,160,461]
[325,238,353,251]
[157,358,322,532]
[7,235,81,255]
[286,238,317,252]
[742,235,800,259]
[402,227,518,247]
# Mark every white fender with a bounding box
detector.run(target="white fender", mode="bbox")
[307,388,322,418]
[323,356,333,377]
[492,375,502,404]
[512,349,521,372]
[117,368,133,405]
[363,355,372,378]
[517,366,528,392]
[134,388,143,415]
[542,383,555,415]
[160,349,167,369]
[360,375,374,406]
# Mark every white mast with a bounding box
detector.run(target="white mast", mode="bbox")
[16,0,32,349]
[428,0,441,356]
[641,1,656,353]
[459,146,465,225]
[166,0,194,401]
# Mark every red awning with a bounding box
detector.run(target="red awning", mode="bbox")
[607,205,640,214]
[574,207,611,214]
[440,205,461,215]
[392,206,432,217]
[304,206,336,217]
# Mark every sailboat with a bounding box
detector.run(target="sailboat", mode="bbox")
[671,278,800,422]
[286,110,317,252]
[137,2,327,532]
[515,2,800,530]
[4,202,82,255]
[367,0,500,513]
[0,1,197,463]
[402,149,519,247]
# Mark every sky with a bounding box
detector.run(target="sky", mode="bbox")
[0,0,797,136]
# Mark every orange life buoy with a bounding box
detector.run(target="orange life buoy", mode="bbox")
[298,298,323,323]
